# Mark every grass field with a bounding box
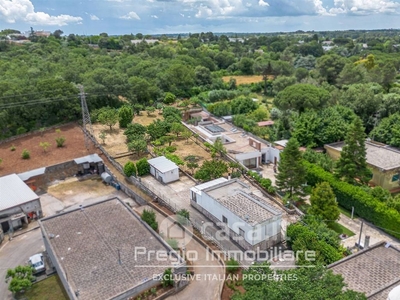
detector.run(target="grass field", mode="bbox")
[329,222,355,237]
[18,275,68,300]
[222,75,263,85]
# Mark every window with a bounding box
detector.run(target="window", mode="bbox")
[191,191,197,202]
[222,215,228,224]
[239,228,245,237]
[392,174,399,182]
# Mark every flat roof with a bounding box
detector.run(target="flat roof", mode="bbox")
[73,154,103,165]
[40,198,179,300]
[329,242,400,299]
[326,141,400,171]
[148,156,178,173]
[201,179,281,226]
[257,120,275,127]
[18,167,46,181]
[0,174,39,211]
[274,140,288,148]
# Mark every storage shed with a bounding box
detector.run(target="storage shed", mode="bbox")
[0,174,42,233]
[148,156,179,184]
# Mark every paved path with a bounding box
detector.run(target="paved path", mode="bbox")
[337,213,400,249]
[136,206,225,300]
[0,229,44,300]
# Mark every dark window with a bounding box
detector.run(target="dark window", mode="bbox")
[392,174,399,182]
[239,228,245,237]
[222,215,228,224]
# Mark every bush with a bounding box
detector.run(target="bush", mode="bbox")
[165,146,177,153]
[10,145,16,151]
[55,136,66,147]
[16,126,27,135]
[162,268,174,288]
[136,158,150,176]
[304,160,400,239]
[21,149,30,159]
[167,238,179,250]
[141,209,158,231]
[226,258,240,273]
[123,161,137,177]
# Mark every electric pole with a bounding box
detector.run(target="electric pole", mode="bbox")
[79,85,93,150]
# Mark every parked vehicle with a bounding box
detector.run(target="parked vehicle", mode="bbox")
[29,253,45,274]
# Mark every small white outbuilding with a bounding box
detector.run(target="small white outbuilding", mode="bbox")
[148,156,179,184]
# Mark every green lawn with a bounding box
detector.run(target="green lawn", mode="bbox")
[329,222,355,237]
[339,206,357,219]
[17,275,68,300]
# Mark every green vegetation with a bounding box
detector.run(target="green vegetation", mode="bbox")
[141,209,158,232]
[118,105,134,128]
[194,159,228,182]
[39,142,51,153]
[309,182,340,224]
[233,263,366,300]
[136,158,150,176]
[15,275,68,300]
[5,265,35,294]
[225,258,240,274]
[21,149,30,159]
[329,222,355,237]
[123,161,137,177]
[161,268,174,288]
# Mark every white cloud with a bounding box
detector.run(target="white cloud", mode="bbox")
[151,14,158,18]
[258,0,269,7]
[90,14,100,20]
[120,11,141,20]
[329,0,400,15]
[0,0,82,25]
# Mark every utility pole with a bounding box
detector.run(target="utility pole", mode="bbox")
[357,221,364,249]
[79,85,93,150]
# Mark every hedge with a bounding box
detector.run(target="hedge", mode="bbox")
[304,161,400,239]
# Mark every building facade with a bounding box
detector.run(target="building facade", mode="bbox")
[190,178,282,251]
[148,156,180,184]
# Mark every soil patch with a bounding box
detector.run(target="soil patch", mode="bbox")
[222,75,269,85]
[0,123,96,176]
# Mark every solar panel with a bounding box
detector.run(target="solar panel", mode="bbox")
[205,125,225,133]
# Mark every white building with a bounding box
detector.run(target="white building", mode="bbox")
[190,178,282,250]
[148,156,179,184]
[0,174,42,233]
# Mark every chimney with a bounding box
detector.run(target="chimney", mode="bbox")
[364,235,370,248]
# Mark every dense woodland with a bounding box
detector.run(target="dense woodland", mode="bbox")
[0,29,400,147]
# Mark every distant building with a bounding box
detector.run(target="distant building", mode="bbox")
[229,38,245,43]
[257,120,275,127]
[0,174,42,233]
[325,141,400,192]
[328,241,400,299]
[148,156,180,184]
[40,198,186,300]
[131,39,158,45]
[190,178,282,251]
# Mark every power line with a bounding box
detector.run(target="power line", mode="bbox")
[0,96,80,109]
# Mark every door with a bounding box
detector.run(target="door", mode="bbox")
[1,221,10,233]
[274,156,277,166]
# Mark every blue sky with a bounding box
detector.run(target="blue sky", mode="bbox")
[0,0,400,35]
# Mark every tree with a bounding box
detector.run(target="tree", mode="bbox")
[5,265,35,294]
[147,119,170,141]
[141,209,158,231]
[52,29,63,39]
[123,161,137,177]
[275,138,306,201]
[171,122,184,137]
[194,160,228,181]
[99,131,107,144]
[124,123,146,142]
[39,142,50,153]
[274,84,330,113]
[128,139,147,157]
[118,105,133,128]
[272,76,296,95]
[145,106,155,116]
[370,113,400,146]
[233,263,366,300]
[316,54,347,84]
[182,129,192,144]
[186,161,199,174]
[336,117,370,185]
[161,268,174,288]
[164,92,176,104]
[98,107,119,131]
[309,182,340,224]
[136,158,150,176]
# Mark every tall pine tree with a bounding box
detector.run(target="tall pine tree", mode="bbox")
[335,117,370,184]
[276,138,306,200]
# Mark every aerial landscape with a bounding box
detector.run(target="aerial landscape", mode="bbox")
[1,0,400,300]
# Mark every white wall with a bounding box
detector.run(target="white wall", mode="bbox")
[261,147,281,164]
[191,190,281,246]
[153,167,179,184]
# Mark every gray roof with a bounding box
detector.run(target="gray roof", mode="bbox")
[148,156,178,173]
[274,140,289,148]
[73,154,103,165]
[326,141,400,171]
[40,198,180,300]
[191,177,228,192]
[0,174,39,211]
[329,241,400,299]
[18,167,46,181]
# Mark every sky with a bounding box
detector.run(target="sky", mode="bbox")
[0,0,400,35]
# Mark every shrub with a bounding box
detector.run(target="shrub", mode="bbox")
[162,268,174,287]
[304,160,400,239]
[136,158,150,176]
[166,238,179,250]
[226,258,240,273]
[10,145,16,151]
[151,288,157,295]
[118,105,134,128]
[55,136,66,147]
[123,161,137,177]
[16,126,27,135]
[0,158,3,168]
[165,146,177,153]
[21,149,30,159]
[141,209,158,231]
[177,209,190,225]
